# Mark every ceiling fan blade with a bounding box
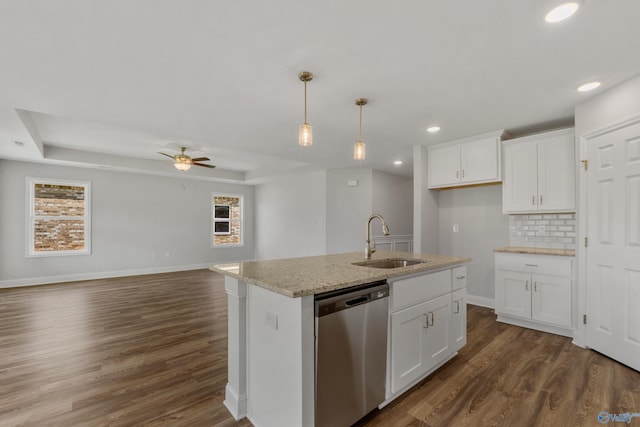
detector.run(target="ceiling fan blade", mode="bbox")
[191,157,210,162]
[158,152,175,159]
[193,162,216,169]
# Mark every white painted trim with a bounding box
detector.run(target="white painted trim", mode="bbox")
[0,262,212,288]
[224,384,247,421]
[466,294,495,309]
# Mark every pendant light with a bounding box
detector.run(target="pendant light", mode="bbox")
[354,98,368,160]
[298,71,313,146]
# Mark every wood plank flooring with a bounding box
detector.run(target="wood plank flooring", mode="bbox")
[1,269,638,426]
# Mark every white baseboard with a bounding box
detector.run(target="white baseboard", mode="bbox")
[0,263,213,289]
[466,294,495,309]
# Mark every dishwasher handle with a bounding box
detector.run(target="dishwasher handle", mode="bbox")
[345,295,370,307]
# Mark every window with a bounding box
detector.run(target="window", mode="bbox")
[212,194,243,247]
[27,178,91,256]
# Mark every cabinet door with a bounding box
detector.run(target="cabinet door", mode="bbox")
[495,269,531,318]
[531,273,572,327]
[428,145,460,188]
[423,294,452,370]
[451,289,466,352]
[460,137,500,184]
[503,142,539,213]
[537,134,575,212]
[390,301,429,394]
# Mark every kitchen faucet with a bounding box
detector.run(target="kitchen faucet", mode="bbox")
[365,214,390,259]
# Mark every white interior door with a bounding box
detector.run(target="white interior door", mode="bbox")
[586,121,640,371]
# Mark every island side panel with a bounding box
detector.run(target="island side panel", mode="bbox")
[224,277,248,420]
[247,283,315,427]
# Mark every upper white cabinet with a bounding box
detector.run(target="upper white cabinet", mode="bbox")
[502,128,576,214]
[428,130,504,189]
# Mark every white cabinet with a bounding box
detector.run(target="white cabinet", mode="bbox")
[494,253,573,336]
[428,130,504,189]
[388,265,466,396]
[503,128,575,213]
[451,288,466,351]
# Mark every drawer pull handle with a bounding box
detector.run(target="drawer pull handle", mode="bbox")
[423,313,428,329]
[540,195,544,205]
[525,280,528,291]
[532,195,536,205]
[525,264,538,267]
[455,300,460,314]
[534,282,537,292]
[429,312,435,327]
[456,275,466,280]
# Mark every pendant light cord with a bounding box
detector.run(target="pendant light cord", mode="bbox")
[358,104,363,141]
[304,81,308,124]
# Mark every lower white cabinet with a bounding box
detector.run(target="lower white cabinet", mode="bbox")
[388,266,467,396]
[494,253,573,335]
[451,288,466,351]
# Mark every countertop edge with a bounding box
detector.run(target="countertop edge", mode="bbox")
[210,253,471,298]
[493,247,576,257]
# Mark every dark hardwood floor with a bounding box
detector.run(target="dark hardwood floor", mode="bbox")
[0,270,638,426]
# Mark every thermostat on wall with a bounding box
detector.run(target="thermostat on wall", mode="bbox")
[347,179,358,187]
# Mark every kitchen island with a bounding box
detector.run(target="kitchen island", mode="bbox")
[211,251,469,427]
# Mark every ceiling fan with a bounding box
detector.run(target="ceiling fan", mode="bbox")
[158,146,216,171]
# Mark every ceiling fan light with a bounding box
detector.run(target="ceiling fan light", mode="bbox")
[174,161,191,171]
[299,123,313,146]
[354,141,366,160]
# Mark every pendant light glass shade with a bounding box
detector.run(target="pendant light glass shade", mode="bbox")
[354,98,368,160]
[299,123,312,146]
[298,71,313,146]
[354,141,366,160]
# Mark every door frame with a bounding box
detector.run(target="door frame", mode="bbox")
[576,114,640,348]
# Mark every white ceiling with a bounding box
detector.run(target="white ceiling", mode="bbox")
[1,0,639,183]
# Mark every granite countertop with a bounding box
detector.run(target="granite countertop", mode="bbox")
[210,251,470,298]
[493,247,576,257]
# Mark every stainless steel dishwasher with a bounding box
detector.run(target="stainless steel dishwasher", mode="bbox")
[315,280,389,427]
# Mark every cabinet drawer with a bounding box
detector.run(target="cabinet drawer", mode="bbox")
[391,269,451,312]
[452,266,467,290]
[495,253,572,277]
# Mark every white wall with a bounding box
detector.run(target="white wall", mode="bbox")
[372,170,413,236]
[255,168,413,258]
[254,170,327,260]
[438,185,509,304]
[326,169,373,254]
[413,145,439,253]
[0,160,254,286]
[575,74,640,136]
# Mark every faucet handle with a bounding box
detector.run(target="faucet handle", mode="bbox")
[371,240,376,253]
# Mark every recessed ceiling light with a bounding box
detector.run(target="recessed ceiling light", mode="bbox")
[427,126,440,133]
[545,2,580,23]
[394,160,403,165]
[577,81,601,92]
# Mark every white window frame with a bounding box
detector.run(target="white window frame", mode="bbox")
[27,177,91,257]
[211,193,244,248]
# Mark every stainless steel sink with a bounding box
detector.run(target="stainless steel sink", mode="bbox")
[352,258,428,269]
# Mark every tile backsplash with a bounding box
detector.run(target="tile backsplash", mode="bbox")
[509,213,576,251]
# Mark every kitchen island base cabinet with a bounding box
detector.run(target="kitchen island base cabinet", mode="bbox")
[387,266,467,399]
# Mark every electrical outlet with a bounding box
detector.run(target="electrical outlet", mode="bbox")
[453,224,459,233]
